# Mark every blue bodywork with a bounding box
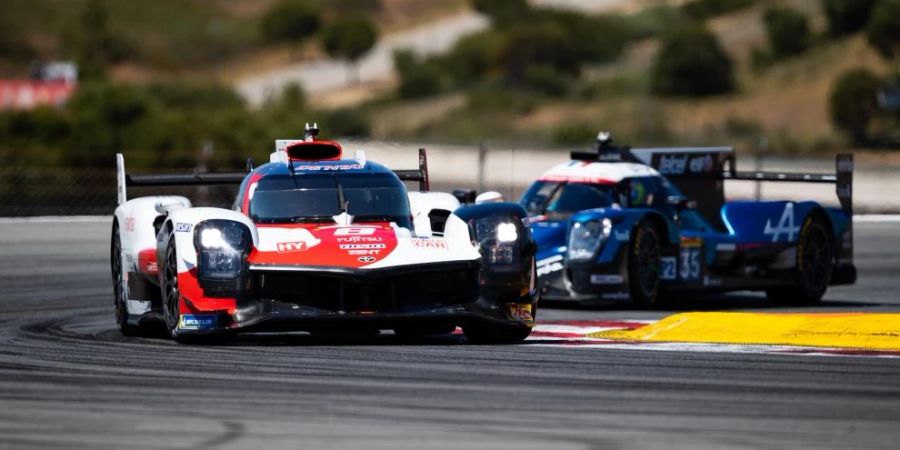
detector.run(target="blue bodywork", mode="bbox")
[523,169,854,304]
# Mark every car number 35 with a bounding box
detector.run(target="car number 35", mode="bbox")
[661,249,701,282]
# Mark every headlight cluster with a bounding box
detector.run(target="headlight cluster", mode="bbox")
[473,217,522,266]
[194,220,251,279]
[568,218,612,262]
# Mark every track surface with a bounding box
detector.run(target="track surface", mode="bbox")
[1,219,899,449]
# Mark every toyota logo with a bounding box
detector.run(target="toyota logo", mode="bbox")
[357,256,376,263]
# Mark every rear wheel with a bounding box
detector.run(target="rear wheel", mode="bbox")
[111,220,140,336]
[766,214,833,305]
[628,222,661,307]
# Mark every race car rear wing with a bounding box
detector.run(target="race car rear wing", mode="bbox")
[628,147,854,269]
[116,148,431,205]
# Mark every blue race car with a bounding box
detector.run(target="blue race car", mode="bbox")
[521,133,856,306]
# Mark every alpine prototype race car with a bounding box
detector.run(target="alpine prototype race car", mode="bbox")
[111,124,537,343]
[523,132,856,306]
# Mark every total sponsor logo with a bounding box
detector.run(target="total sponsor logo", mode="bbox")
[178,314,217,330]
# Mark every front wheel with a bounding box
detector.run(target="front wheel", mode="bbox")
[627,222,661,307]
[160,232,184,341]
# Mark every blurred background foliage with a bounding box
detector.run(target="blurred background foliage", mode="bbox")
[0,0,899,173]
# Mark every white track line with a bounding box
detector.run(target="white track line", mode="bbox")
[0,216,112,223]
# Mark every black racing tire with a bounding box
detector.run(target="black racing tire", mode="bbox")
[160,232,184,341]
[627,221,662,307]
[111,220,141,336]
[766,214,834,305]
[393,323,457,338]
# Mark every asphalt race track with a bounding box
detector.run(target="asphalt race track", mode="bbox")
[1,218,899,449]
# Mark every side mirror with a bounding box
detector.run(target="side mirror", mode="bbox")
[667,195,696,210]
[475,191,504,204]
[452,189,477,204]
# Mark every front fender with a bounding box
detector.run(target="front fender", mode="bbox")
[160,208,258,273]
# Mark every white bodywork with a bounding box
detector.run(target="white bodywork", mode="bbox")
[112,152,483,320]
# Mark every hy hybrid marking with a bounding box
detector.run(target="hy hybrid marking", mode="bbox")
[528,320,900,358]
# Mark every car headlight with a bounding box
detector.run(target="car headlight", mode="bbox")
[472,217,522,266]
[194,220,251,279]
[568,218,612,262]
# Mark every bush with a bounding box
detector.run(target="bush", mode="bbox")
[682,0,755,21]
[822,0,875,37]
[397,65,444,99]
[73,0,132,79]
[145,82,245,110]
[866,0,900,60]
[471,0,530,25]
[553,122,597,146]
[763,7,811,58]
[522,65,571,97]
[260,0,322,42]
[439,30,502,85]
[651,25,735,97]
[496,23,580,84]
[321,17,378,62]
[829,68,882,145]
[321,108,370,137]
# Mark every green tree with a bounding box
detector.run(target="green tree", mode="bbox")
[651,25,735,96]
[829,68,882,145]
[321,17,378,83]
[73,0,130,80]
[763,7,811,58]
[471,0,530,26]
[496,23,580,84]
[260,0,322,43]
[866,0,900,60]
[821,0,875,37]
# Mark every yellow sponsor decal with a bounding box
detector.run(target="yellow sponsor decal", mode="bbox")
[592,312,900,351]
[507,304,534,327]
[680,236,703,248]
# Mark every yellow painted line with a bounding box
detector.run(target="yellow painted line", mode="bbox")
[592,312,900,351]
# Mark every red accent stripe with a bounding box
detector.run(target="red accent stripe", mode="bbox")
[137,248,158,276]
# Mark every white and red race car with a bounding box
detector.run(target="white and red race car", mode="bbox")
[111,125,537,343]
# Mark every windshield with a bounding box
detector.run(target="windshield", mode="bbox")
[250,173,411,227]
[520,181,615,218]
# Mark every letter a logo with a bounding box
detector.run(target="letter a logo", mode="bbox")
[763,202,800,242]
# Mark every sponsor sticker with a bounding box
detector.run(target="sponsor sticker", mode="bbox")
[536,255,564,277]
[410,238,449,249]
[506,303,534,327]
[175,222,192,233]
[125,217,136,232]
[276,241,309,253]
[590,274,624,285]
[339,243,387,250]
[295,164,362,171]
[178,314,217,330]
[357,255,377,263]
[602,291,630,300]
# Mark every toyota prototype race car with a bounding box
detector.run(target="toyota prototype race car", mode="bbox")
[111,124,537,343]
[523,132,856,306]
